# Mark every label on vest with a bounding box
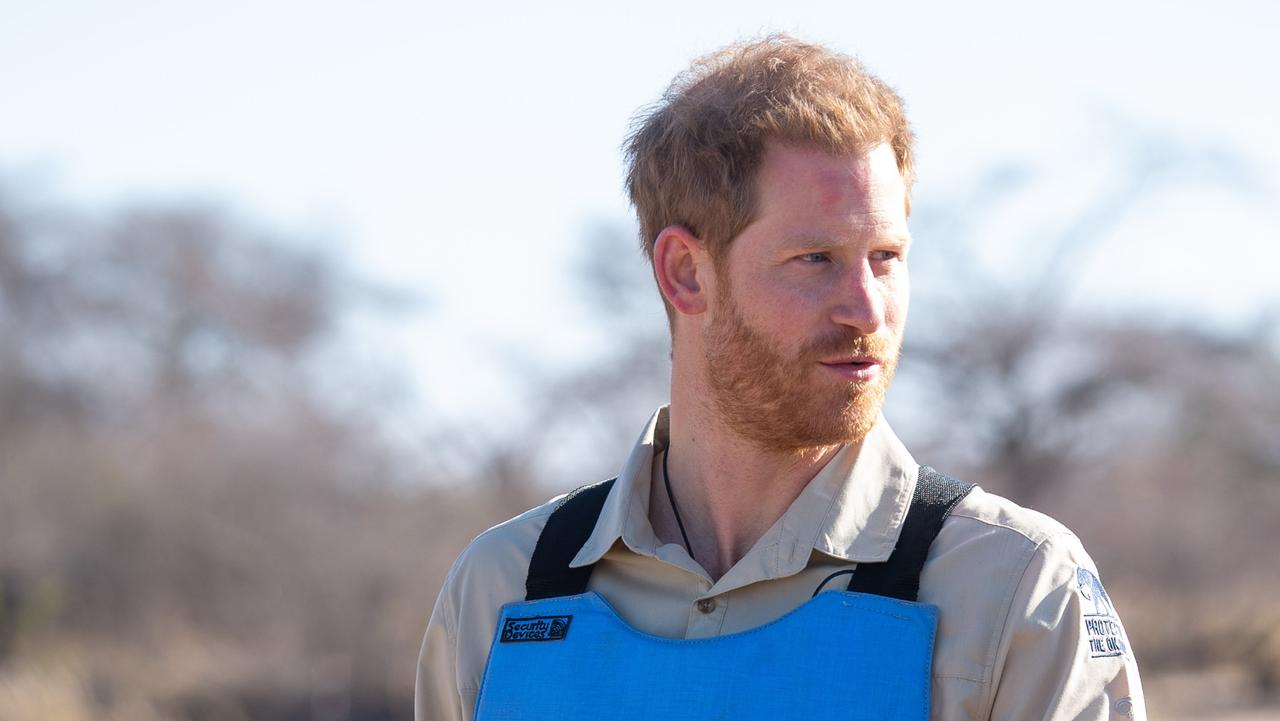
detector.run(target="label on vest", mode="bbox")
[500,615,573,643]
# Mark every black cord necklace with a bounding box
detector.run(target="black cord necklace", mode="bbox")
[661,449,696,563]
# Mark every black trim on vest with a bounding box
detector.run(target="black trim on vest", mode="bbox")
[524,466,973,603]
[845,466,974,602]
[525,478,617,601]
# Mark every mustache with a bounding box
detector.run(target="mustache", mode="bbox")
[803,330,895,362]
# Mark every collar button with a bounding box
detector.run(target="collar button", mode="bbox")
[695,597,717,614]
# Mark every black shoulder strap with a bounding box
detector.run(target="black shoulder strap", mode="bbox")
[524,467,971,603]
[845,466,974,602]
[525,478,616,601]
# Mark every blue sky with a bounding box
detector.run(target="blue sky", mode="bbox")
[3,0,1277,426]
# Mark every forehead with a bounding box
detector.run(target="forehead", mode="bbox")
[752,141,907,228]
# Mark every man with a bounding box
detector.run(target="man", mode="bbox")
[417,35,1145,721]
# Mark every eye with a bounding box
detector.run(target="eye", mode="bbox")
[870,249,901,262]
[798,252,830,264]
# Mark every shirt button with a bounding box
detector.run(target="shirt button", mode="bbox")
[696,598,717,614]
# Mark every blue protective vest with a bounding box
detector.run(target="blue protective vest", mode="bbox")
[474,467,972,721]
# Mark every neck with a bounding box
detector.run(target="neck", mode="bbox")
[649,395,853,581]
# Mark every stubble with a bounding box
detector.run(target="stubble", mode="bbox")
[702,286,898,453]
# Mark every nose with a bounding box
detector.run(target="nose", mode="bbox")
[829,259,885,336]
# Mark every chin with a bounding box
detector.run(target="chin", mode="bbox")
[811,403,881,447]
[750,394,885,453]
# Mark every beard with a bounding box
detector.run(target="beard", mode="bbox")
[702,285,899,453]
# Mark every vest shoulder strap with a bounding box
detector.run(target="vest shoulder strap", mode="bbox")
[845,466,974,601]
[524,466,973,603]
[525,478,616,601]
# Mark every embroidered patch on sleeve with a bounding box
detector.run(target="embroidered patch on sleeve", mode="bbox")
[1076,567,1129,659]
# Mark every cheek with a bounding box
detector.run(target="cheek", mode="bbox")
[788,281,834,310]
[744,266,827,312]
[882,271,909,332]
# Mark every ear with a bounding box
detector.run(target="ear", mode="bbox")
[653,224,712,318]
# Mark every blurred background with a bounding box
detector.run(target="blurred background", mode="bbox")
[2,1,1278,719]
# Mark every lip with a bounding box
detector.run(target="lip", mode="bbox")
[819,358,881,382]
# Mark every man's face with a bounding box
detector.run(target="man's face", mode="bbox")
[702,141,911,452]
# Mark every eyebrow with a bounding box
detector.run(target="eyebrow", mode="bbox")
[781,232,912,250]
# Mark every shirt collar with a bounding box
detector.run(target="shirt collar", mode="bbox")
[571,405,920,582]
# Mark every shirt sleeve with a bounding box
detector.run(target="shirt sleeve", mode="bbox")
[987,531,1147,721]
[415,572,468,721]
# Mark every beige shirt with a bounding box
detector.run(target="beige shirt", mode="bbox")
[416,407,1146,721]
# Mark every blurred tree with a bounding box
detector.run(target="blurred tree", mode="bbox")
[0,184,486,721]
[503,220,672,487]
